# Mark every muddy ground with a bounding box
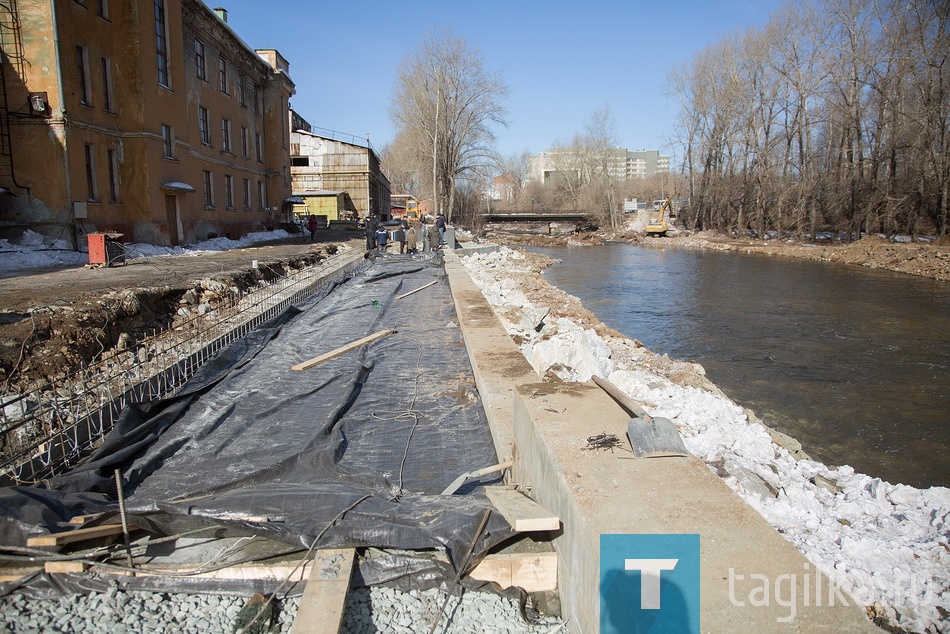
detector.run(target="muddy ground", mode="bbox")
[1,227,947,395]
[0,231,363,393]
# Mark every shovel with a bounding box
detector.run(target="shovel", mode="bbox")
[592,376,689,458]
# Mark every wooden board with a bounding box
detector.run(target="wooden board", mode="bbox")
[292,329,395,371]
[121,561,315,582]
[469,552,558,592]
[485,488,560,532]
[395,280,438,300]
[0,567,41,582]
[290,548,355,634]
[27,524,128,547]
[44,561,88,574]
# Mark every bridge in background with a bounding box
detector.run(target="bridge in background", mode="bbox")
[480,211,591,223]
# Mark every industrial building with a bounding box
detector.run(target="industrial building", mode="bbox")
[289,122,391,224]
[0,0,295,247]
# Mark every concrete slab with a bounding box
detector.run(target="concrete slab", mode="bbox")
[444,252,539,464]
[514,382,877,633]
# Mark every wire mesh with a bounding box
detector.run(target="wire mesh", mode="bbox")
[0,250,368,484]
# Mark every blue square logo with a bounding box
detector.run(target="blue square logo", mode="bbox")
[600,534,700,633]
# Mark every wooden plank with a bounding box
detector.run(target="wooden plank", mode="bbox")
[290,548,355,634]
[468,552,558,592]
[485,488,560,532]
[395,280,438,300]
[292,329,396,371]
[120,561,315,582]
[27,524,127,547]
[0,567,41,583]
[44,561,88,574]
[69,514,106,525]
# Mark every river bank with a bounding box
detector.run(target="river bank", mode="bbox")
[459,246,949,634]
[487,229,950,282]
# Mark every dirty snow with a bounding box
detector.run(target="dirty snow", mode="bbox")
[0,229,294,275]
[461,246,949,634]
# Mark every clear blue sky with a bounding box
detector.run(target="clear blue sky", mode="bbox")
[213,0,779,163]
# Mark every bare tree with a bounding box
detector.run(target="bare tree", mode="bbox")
[389,28,508,223]
[380,130,424,197]
[668,0,948,238]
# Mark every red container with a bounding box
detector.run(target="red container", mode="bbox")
[87,232,124,266]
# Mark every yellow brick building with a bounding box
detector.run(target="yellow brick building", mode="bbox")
[0,0,295,247]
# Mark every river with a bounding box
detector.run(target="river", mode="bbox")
[531,243,950,489]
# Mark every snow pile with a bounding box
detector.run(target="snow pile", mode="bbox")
[0,229,294,275]
[460,246,949,633]
[0,230,86,271]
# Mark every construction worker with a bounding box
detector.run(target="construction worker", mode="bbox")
[364,216,378,251]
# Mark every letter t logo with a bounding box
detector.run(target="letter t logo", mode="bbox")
[625,559,679,609]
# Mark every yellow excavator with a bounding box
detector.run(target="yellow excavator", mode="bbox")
[645,197,674,237]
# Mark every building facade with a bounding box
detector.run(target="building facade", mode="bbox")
[0,0,295,247]
[527,147,670,183]
[290,127,390,222]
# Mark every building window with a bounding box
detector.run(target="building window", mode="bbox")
[239,74,248,107]
[161,124,174,158]
[202,170,213,207]
[84,144,98,201]
[198,106,210,145]
[221,119,231,153]
[243,178,251,210]
[241,127,248,158]
[257,181,264,209]
[77,46,91,106]
[101,57,114,112]
[154,0,169,87]
[97,0,109,19]
[218,56,227,93]
[254,84,261,115]
[224,175,234,209]
[195,39,206,80]
[107,149,119,202]
[254,132,262,162]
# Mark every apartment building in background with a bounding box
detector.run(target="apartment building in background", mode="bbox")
[0,0,295,247]
[527,147,670,184]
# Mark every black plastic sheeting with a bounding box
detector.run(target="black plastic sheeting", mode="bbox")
[0,252,515,586]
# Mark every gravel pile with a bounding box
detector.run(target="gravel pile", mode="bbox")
[0,583,560,633]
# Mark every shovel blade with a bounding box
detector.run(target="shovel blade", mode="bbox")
[626,417,690,458]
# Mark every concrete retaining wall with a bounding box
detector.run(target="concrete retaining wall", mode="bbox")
[444,251,877,633]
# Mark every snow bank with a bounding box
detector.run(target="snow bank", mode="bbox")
[460,246,949,634]
[0,229,293,275]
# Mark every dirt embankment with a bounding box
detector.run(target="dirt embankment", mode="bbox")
[667,232,950,282]
[487,229,950,282]
[0,238,357,394]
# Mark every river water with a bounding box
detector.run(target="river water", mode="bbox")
[532,243,950,489]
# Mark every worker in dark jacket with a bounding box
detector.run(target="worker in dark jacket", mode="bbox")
[364,216,378,251]
[375,225,389,253]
